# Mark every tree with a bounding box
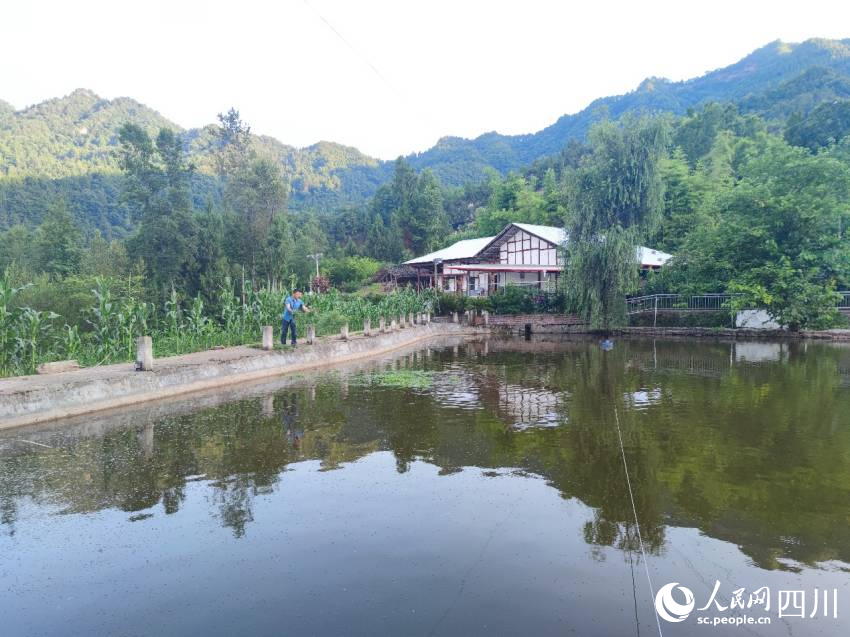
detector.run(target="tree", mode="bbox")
[118,124,198,295]
[0,225,37,273]
[785,100,850,151]
[412,169,448,252]
[666,138,850,330]
[213,108,252,177]
[563,116,670,329]
[80,230,130,278]
[225,156,289,279]
[651,149,710,253]
[366,214,404,262]
[212,110,289,279]
[35,200,82,276]
[371,159,448,257]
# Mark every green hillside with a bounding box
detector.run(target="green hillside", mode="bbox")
[2,37,850,236]
[408,38,850,183]
[0,90,388,235]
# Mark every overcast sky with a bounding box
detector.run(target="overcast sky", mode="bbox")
[2,0,849,159]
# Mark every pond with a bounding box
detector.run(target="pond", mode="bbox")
[1,336,849,636]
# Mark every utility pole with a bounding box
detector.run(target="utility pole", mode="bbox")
[308,253,322,293]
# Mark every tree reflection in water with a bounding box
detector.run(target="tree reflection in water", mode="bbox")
[1,337,849,567]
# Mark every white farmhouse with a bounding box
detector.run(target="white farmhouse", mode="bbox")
[405,222,671,296]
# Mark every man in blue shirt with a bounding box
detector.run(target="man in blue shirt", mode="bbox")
[281,289,311,346]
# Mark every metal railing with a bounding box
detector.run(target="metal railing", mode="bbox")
[628,292,850,315]
[627,294,742,315]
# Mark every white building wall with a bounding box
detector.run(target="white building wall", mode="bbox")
[498,229,558,266]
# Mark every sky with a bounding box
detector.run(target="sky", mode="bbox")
[1,0,849,159]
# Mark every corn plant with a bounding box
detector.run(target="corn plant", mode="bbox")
[0,274,26,375]
[219,278,241,336]
[164,288,183,340]
[185,295,213,347]
[119,298,154,360]
[87,278,123,364]
[15,308,59,374]
[62,324,82,361]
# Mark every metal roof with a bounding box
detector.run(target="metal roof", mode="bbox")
[405,223,673,268]
[637,246,672,268]
[510,223,568,245]
[404,236,495,265]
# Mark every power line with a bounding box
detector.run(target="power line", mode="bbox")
[302,0,395,91]
[300,0,440,141]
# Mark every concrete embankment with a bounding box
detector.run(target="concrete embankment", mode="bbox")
[487,313,850,341]
[0,323,474,430]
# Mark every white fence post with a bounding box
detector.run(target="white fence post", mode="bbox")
[136,336,153,371]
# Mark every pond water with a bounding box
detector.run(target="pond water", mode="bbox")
[1,336,849,636]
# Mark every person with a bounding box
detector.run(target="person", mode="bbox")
[281,289,311,346]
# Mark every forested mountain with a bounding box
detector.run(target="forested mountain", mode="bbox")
[0,89,388,235]
[408,38,850,183]
[2,37,850,236]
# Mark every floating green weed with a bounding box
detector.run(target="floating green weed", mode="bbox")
[371,369,434,389]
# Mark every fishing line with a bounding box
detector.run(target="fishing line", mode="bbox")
[613,405,663,637]
[627,536,641,637]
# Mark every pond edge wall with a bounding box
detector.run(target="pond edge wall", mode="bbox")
[0,324,475,430]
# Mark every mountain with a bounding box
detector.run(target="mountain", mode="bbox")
[406,38,850,183]
[0,89,391,234]
[2,37,850,236]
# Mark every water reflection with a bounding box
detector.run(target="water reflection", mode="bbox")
[1,337,850,634]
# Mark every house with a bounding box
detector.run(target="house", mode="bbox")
[404,222,672,296]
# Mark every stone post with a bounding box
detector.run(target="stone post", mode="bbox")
[483,311,490,326]
[306,324,316,344]
[398,314,405,328]
[426,313,431,324]
[452,311,459,324]
[379,316,386,333]
[390,318,398,331]
[262,325,274,350]
[363,317,371,336]
[408,312,415,326]
[136,336,153,371]
[340,323,349,340]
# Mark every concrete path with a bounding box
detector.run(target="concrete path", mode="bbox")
[0,323,473,430]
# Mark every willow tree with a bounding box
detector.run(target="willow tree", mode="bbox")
[563,116,670,329]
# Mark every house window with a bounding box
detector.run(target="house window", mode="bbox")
[469,276,478,290]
